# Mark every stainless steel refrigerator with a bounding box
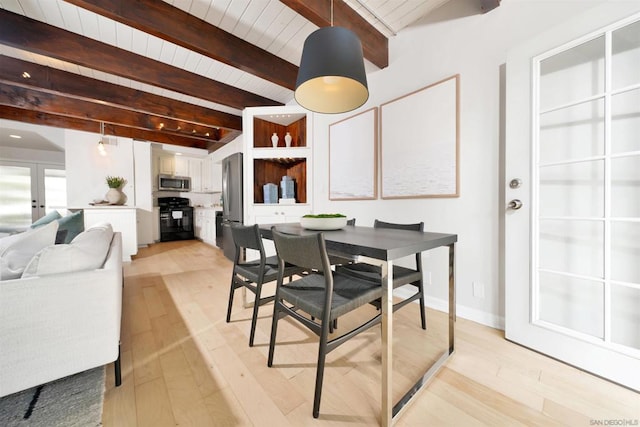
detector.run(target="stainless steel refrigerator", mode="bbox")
[221,152,243,260]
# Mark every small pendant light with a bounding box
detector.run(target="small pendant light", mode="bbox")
[294,0,368,114]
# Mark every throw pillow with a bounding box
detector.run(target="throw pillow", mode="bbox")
[30,210,62,228]
[22,222,114,278]
[0,220,59,280]
[57,210,84,243]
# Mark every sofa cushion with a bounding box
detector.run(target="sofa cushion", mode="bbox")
[0,221,59,280]
[30,210,62,228]
[57,210,84,243]
[22,222,114,278]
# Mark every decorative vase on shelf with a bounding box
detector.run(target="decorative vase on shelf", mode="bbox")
[106,188,124,205]
[271,132,279,148]
[284,132,292,147]
[105,175,127,205]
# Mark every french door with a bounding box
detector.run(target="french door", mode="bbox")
[505,7,640,391]
[0,161,66,231]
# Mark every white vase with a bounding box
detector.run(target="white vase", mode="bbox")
[284,132,292,147]
[106,188,123,205]
[271,133,279,148]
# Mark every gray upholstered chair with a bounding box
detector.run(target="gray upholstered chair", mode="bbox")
[336,219,427,329]
[268,228,382,418]
[226,224,307,347]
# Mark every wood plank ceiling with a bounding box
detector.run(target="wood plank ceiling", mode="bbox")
[0,0,494,152]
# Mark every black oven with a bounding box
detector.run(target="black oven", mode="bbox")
[158,197,194,242]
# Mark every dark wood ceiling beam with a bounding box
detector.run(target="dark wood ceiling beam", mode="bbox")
[0,105,212,149]
[280,0,388,69]
[0,83,223,141]
[0,9,281,110]
[64,0,299,91]
[0,55,242,132]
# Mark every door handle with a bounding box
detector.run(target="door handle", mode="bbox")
[508,199,523,210]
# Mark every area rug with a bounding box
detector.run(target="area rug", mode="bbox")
[0,367,105,426]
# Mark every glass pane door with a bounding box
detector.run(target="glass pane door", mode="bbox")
[0,163,36,232]
[534,18,640,354]
[40,166,67,216]
[0,162,67,232]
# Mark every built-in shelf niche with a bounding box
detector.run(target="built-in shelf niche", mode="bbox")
[253,158,307,204]
[253,116,307,148]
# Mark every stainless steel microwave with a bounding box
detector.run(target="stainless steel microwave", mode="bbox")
[158,174,191,192]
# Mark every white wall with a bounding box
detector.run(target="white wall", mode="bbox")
[311,0,609,328]
[65,130,135,206]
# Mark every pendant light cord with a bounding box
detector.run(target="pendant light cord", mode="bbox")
[331,0,333,26]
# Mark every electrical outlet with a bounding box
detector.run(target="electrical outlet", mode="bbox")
[473,281,485,298]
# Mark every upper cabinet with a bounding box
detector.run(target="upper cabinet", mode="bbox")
[243,106,313,224]
[153,150,220,194]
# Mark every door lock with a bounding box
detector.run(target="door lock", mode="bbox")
[508,199,523,210]
[509,178,522,189]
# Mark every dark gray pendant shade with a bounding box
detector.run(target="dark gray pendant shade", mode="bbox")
[295,26,369,114]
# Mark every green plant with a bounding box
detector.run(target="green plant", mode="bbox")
[106,175,126,189]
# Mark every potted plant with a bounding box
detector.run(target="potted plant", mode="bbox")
[105,176,127,204]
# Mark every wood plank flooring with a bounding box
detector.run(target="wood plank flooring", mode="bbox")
[102,240,639,426]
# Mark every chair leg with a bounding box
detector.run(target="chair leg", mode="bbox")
[226,276,236,323]
[267,302,281,367]
[313,321,331,418]
[249,282,263,347]
[418,279,426,330]
[114,344,122,387]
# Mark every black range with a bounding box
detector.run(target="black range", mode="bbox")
[158,197,194,242]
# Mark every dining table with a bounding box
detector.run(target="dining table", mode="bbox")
[258,223,457,426]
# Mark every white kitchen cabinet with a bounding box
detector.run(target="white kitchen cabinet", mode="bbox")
[211,161,222,192]
[201,156,213,192]
[189,158,202,192]
[158,154,175,175]
[174,156,189,176]
[194,208,217,245]
[201,155,222,193]
[243,106,313,226]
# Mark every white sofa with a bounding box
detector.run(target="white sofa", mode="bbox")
[0,232,123,397]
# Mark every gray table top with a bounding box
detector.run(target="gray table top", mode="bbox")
[258,223,457,261]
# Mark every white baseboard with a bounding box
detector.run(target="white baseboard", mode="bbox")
[393,288,505,330]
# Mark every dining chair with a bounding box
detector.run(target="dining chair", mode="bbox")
[327,218,356,266]
[226,223,307,347]
[268,227,382,418]
[336,219,427,329]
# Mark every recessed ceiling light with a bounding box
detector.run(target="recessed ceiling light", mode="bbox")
[175,152,182,156]
[9,134,22,139]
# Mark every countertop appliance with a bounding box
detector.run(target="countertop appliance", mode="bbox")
[221,152,243,260]
[159,174,191,192]
[158,196,194,242]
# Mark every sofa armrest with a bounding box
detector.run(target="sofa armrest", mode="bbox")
[0,232,123,397]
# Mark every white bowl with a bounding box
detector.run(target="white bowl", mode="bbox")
[300,216,347,230]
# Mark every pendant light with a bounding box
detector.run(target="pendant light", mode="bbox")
[97,122,107,156]
[294,0,368,114]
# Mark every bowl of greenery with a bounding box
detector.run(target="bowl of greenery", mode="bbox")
[300,213,347,230]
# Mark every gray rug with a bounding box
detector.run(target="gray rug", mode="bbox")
[0,367,105,426]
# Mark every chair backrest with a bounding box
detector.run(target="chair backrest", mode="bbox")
[374,219,424,268]
[374,219,423,232]
[230,224,265,263]
[271,228,331,273]
[346,218,356,226]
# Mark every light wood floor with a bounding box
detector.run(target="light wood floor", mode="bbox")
[102,240,639,426]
